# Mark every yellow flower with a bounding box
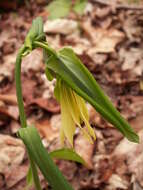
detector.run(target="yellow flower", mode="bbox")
[54,79,96,147]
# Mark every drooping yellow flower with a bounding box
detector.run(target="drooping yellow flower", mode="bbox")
[54,79,96,147]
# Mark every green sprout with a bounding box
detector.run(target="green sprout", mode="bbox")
[15,17,139,190]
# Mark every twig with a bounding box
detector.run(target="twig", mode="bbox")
[92,0,143,10]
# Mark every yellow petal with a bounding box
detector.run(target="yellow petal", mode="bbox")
[84,120,96,140]
[75,92,96,140]
[77,124,94,143]
[60,86,76,147]
[75,93,89,120]
[64,87,80,125]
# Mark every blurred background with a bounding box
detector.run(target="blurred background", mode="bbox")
[0,0,143,189]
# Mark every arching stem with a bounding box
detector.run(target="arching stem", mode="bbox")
[15,46,42,190]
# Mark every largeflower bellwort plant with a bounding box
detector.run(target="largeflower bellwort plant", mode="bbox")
[15,17,139,190]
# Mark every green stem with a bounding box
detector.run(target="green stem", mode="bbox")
[15,46,42,190]
[15,46,27,128]
[34,41,57,56]
[29,155,42,190]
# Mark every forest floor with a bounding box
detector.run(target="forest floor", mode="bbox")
[0,0,143,189]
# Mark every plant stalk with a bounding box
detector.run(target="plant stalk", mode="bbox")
[15,46,42,190]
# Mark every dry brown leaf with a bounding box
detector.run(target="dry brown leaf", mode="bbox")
[66,32,91,55]
[95,7,112,19]
[44,19,78,35]
[58,161,77,181]
[130,111,143,132]
[0,105,19,120]
[74,133,95,169]
[5,164,28,189]
[22,76,37,103]
[46,34,61,50]
[22,49,43,73]
[0,134,25,174]
[122,13,142,41]
[119,47,143,76]
[82,20,124,53]
[27,97,60,113]
[35,117,59,141]
[107,174,128,190]
[91,28,124,53]
[0,94,17,105]
[10,120,20,134]
[113,130,143,187]
[41,75,56,99]
[0,53,16,84]
[92,154,113,187]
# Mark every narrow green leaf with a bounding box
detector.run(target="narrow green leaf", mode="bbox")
[25,166,33,190]
[45,47,139,143]
[18,127,73,190]
[73,0,87,15]
[50,148,87,166]
[46,0,71,20]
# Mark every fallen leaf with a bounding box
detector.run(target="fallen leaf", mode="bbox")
[44,19,78,35]
[5,164,28,189]
[74,133,95,169]
[41,75,56,99]
[113,130,143,187]
[91,28,124,53]
[0,94,17,105]
[92,154,113,187]
[107,174,128,190]
[10,120,20,134]
[35,117,59,141]
[0,105,19,120]
[22,49,43,73]
[27,97,60,113]
[119,47,143,76]
[57,160,77,181]
[0,53,16,84]
[95,7,112,19]
[121,12,142,41]
[0,134,25,174]
[82,20,124,53]
[22,75,37,103]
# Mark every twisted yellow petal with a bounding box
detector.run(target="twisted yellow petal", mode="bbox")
[55,79,96,146]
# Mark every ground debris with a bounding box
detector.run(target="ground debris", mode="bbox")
[0,0,143,189]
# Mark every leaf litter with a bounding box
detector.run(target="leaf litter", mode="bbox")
[0,0,143,189]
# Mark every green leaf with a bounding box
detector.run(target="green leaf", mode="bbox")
[45,47,139,143]
[46,0,71,20]
[50,148,87,166]
[25,17,45,50]
[25,166,33,190]
[45,67,54,81]
[73,0,87,15]
[18,126,73,190]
